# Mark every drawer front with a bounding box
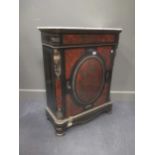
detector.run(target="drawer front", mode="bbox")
[41,32,117,47]
[63,34,116,45]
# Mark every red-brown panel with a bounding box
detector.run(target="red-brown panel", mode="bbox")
[65,48,85,79]
[65,84,110,116]
[65,46,112,116]
[63,34,115,45]
[55,79,63,109]
[97,46,112,70]
[65,94,83,117]
[75,58,104,103]
[94,83,110,107]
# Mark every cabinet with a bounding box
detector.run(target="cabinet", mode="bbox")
[38,27,122,135]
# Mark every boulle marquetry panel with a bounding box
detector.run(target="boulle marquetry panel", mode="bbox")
[38,27,122,135]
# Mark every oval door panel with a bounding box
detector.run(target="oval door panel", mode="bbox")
[72,55,105,106]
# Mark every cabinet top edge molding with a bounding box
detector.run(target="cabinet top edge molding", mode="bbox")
[37,26,122,33]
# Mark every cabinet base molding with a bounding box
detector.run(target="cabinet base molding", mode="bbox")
[46,101,112,136]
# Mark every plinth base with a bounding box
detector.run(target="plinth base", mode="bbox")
[46,101,112,136]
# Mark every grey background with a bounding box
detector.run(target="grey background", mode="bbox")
[19,0,135,91]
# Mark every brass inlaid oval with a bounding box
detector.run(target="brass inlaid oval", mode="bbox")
[72,55,105,106]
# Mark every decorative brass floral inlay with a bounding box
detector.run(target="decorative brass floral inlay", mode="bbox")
[53,49,61,79]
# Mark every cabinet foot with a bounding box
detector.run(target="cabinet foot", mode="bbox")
[55,126,65,136]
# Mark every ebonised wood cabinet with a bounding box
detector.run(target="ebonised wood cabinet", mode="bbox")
[38,27,122,135]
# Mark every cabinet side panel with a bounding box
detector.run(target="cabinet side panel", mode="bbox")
[43,46,56,113]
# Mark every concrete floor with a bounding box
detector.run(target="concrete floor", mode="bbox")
[19,93,135,155]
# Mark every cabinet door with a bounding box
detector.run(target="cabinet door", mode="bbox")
[64,46,113,116]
